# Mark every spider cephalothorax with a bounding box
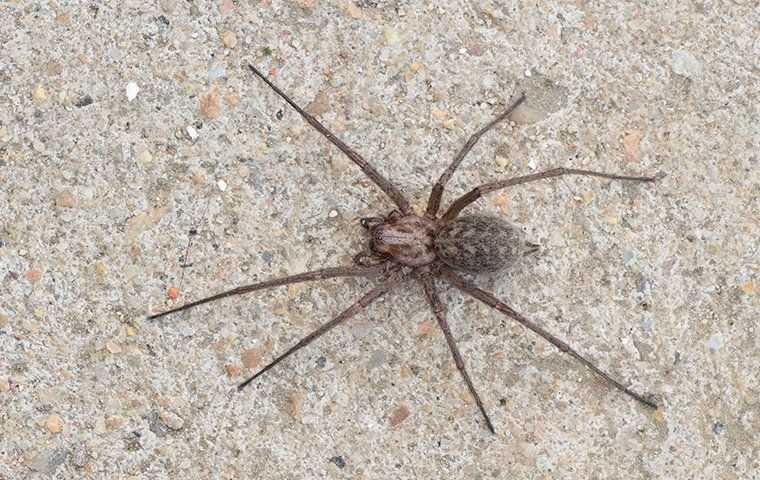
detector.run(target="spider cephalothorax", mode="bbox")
[369,213,437,267]
[149,64,660,434]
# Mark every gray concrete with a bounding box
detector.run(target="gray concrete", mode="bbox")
[1,1,758,479]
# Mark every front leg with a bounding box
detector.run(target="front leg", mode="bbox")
[441,167,659,222]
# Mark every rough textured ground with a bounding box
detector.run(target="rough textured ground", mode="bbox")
[1,1,758,479]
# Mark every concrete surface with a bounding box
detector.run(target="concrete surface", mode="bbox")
[1,1,758,479]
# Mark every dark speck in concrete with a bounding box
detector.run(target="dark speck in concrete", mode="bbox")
[713,422,725,434]
[329,456,346,468]
[74,95,94,107]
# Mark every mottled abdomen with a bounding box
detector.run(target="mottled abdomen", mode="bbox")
[434,215,538,272]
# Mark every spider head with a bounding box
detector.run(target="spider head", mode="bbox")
[369,214,437,267]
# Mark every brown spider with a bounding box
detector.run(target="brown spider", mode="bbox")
[149,64,659,433]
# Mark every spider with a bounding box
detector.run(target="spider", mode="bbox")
[149,64,659,433]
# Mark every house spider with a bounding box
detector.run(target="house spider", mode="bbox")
[149,64,659,433]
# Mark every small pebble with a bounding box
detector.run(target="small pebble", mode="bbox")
[54,190,76,208]
[224,363,241,377]
[416,319,434,336]
[623,130,642,162]
[160,0,176,13]
[328,209,338,218]
[430,108,447,120]
[671,49,702,78]
[224,93,240,106]
[739,280,756,295]
[126,81,139,101]
[167,286,179,300]
[217,179,227,191]
[105,339,122,354]
[367,350,387,370]
[220,30,238,48]
[383,27,400,44]
[136,149,153,164]
[45,414,63,433]
[241,348,261,369]
[330,153,352,173]
[285,391,304,418]
[494,155,509,168]
[159,410,185,431]
[219,0,235,14]
[32,84,48,103]
[24,267,42,283]
[105,415,125,431]
[200,88,221,119]
[45,60,63,76]
[185,125,199,141]
[95,261,107,277]
[343,2,362,18]
[706,333,723,352]
[389,403,410,427]
[441,118,456,129]
[208,62,227,82]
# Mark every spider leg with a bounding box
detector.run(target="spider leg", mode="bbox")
[425,93,526,218]
[420,276,496,434]
[441,267,657,409]
[441,167,658,222]
[360,216,385,229]
[148,264,386,320]
[353,250,390,268]
[238,269,406,390]
[248,64,412,215]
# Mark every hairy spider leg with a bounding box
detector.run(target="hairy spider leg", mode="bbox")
[426,93,527,218]
[238,271,406,390]
[248,64,412,215]
[147,264,385,320]
[442,167,658,222]
[441,267,657,409]
[421,276,496,433]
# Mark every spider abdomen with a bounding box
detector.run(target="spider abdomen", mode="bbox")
[434,215,537,272]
